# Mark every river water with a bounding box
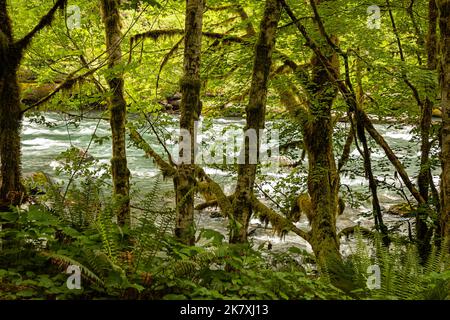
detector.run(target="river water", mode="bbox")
[20,113,440,256]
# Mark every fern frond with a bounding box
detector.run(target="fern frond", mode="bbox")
[41,251,105,287]
[96,203,119,262]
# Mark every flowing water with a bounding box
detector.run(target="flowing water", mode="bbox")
[20,113,440,256]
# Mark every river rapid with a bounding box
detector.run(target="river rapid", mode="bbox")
[20,113,440,257]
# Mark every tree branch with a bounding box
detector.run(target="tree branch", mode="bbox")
[128,127,177,177]
[20,66,102,115]
[15,0,67,51]
[250,195,311,242]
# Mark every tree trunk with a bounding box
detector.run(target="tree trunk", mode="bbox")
[0,1,25,207]
[174,0,204,245]
[417,0,438,259]
[0,0,67,208]
[354,54,389,246]
[303,35,341,268]
[230,0,281,244]
[437,0,450,251]
[277,0,342,269]
[100,0,131,226]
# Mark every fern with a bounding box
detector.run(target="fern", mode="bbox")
[96,203,119,263]
[344,232,449,300]
[132,176,176,270]
[41,251,105,287]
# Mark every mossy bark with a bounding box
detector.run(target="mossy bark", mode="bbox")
[437,0,450,251]
[0,1,25,206]
[0,0,67,207]
[100,0,130,226]
[303,36,341,268]
[230,0,281,244]
[174,0,204,245]
[276,0,342,269]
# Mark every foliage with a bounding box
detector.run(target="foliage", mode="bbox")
[329,233,450,300]
[1,0,448,302]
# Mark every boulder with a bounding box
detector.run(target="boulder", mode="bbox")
[209,211,222,218]
[77,148,95,162]
[432,108,442,118]
[387,203,415,217]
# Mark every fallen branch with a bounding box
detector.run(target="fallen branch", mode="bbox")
[20,66,102,115]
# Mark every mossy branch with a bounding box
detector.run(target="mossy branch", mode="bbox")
[195,195,235,210]
[128,127,177,177]
[193,166,234,220]
[131,28,248,46]
[15,0,68,51]
[195,199,219,210]
[20,66,101,115]
[131,29,185,44]
[250,195,311,242]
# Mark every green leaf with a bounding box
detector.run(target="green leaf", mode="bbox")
[0,211,19,223]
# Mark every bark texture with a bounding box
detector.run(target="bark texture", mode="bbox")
[230,0,281,244]
[0,5,23,205]
[437,0,450,251]
[0,0,67,206]
[174,0,204,245]
[100,0,131,226]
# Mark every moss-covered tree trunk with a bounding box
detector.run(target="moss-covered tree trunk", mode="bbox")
[303,36,341,268]
[174,0,204,245]
[437,0,450,251]
[277,0,341,267]
[0,0,67,208]
[229,0,281,244]
[0,2,23,205]
[100,0,130,226]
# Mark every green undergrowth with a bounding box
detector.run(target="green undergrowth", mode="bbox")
[0,174,448,300]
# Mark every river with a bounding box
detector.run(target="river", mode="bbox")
[20,112,440,256]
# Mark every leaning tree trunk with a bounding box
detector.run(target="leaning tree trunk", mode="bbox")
[437,0,450,251]
[174,0,204,245]
[419,0,438,202]
[230,0,281,244]
[100,0,131,226]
